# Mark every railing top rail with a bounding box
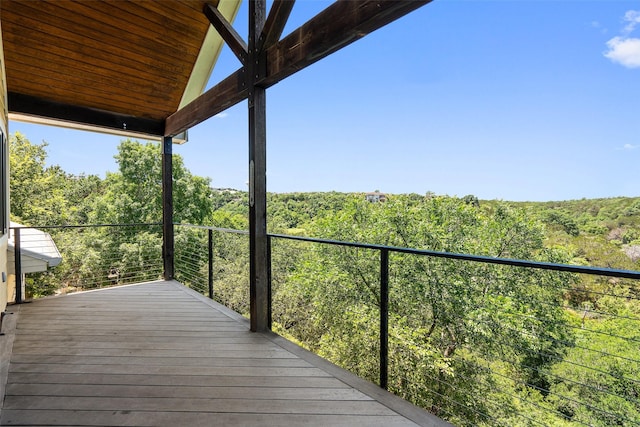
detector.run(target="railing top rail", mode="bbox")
[9,223,162,230]
[268,233,640,280]
[59,223,628,280]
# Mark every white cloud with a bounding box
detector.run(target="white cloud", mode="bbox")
[214,112,229,119]
[604,36,640,68]
[604,10,640,68]
[623,143,640,150]
[623,10,640,34]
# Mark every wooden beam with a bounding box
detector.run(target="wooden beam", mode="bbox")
[248,0,270,333]
[262,0,431,87]
[164,68,247,137]
[162,136,174,281]
[165,0,432,136]
[8,92,164,137]
[258,0,295,52]
[203,3,248,65]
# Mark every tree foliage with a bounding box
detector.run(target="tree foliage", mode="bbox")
[271,196,577,425]
[9,132,102,225]
[89,139,214,225]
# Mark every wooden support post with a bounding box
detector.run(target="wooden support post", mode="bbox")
[162,136,174,281]
[248,0,269,332]
[14,228,22,304]
[208,228,214,299]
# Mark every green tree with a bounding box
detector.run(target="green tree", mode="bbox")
[9,132,105,226]
[9,132,67,225]
[89,139,214,225]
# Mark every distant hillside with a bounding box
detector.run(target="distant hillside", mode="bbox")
[209,189,640,271]
[509,197,640,270]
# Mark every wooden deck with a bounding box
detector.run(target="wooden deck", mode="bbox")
[0,281,447,426]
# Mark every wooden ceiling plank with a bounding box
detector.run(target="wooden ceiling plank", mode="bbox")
[3,45,172,117]
[12,1,197,65]
[4,2,195,75]
[203,3,248,65]
[7,80,169,120]
[5,71,170,120]
[8,92,165,137]
[263,0,432,87]
[100,0,208,33]
[135,0,217,28]
[79,0,206,52]
[61,1,201,63]
[165,68,247,136]
[3,40,179,99]
[4,69,170,114]
[3,46,184,115]
[259,0,295,51]
[2,28,181,93]
[2,49,179,118]
[7,39,180,97]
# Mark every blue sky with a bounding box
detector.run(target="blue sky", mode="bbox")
[10,0,640,202]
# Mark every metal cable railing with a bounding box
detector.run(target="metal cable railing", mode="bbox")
[174,224,250,315]
[9,223,163,302]
[12,222,637,425]
[174,223,640,427]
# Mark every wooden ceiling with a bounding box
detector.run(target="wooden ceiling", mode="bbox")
[1,0,241,138]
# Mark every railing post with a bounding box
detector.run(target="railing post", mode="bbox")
[380,248,389,390]
[208,228,214,299]
[267,235,272,330]
[14,227,23,304]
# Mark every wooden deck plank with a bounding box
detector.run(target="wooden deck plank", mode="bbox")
[10,355,308,366]
[0,280,448,427]
[14,313,234,321]
[12,333,266,344]
[10,330,256,339]
[9,363,332,377]
[18,322,244,335]
[3,396,397,415]
[15,319,233,326]
[12,347,297,365]
[11,339,280,351]
[0,411,418,427]
[6,383,373,400]
[6,373,350,389]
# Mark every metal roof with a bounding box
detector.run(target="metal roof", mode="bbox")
[8,223,62,274]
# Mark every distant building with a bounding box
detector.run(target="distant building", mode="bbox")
[365,191,386,203]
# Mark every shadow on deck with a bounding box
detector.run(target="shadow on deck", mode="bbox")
[0,281,448,426]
